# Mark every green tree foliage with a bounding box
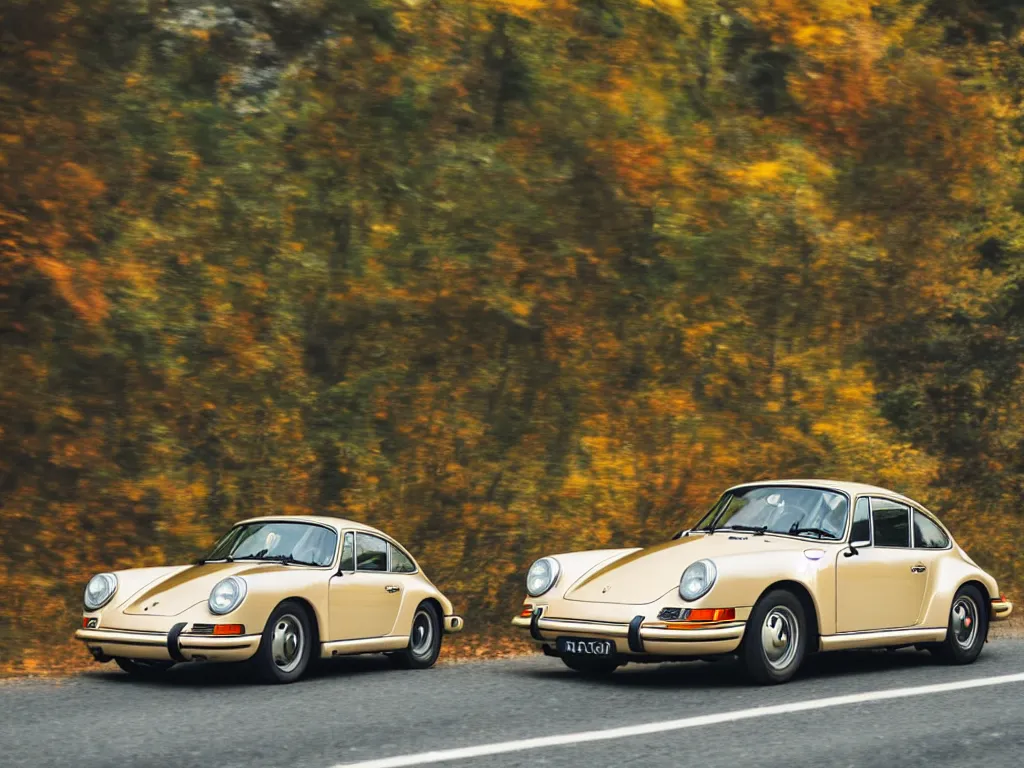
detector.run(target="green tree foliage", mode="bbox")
[1,0,1022,671]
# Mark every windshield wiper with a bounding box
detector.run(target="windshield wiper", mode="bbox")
[789,527,838,540]
[265,554,319,566]
[720,525,768,536]
[195,555,233,564]
[233,554,319,567]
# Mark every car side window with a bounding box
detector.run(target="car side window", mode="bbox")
[339,532,354,571]
[356,533,388,572]
[390,544,416,573]
[871,499,910,548]
[913,510,950,549]
[850,497,871,544]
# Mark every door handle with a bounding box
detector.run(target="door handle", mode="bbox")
[911,565,926,574]
[385,585,400,593]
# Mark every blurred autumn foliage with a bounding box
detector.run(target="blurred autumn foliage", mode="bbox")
[3,0,1024,674]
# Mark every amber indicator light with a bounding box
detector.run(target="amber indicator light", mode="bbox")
[686,607,735,622]
[662,608,737,628]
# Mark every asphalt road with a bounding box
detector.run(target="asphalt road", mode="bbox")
[3,641,1023,768]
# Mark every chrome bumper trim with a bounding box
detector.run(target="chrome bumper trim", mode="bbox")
[518,616,746,644]
[75,628,261,657]
[991,600,1014,621]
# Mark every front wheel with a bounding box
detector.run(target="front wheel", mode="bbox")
[115,658,174,679]
[932,585,988,665]
[251,600,314,684]
[390,603,442,670]
[742,589,808,684]
[561,655,620,677]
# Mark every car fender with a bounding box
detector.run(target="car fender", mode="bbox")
[919,550,1001,628]
[538,549,640,602]
[687,549,834,634]
[389,573,455,637]
[238,568,333,639]
[88,565,191,618]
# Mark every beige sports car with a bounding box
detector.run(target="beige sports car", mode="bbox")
[75,516,463,683]
[512,480,1013,683]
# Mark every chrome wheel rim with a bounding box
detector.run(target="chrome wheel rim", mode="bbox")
[411,610,434,658]
[761,605,799,671]
[271,613,305,672]
[951,596,979,649]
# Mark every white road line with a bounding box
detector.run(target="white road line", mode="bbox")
[330,671,1024,768]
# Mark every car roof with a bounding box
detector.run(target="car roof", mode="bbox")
[725,478,920,505]
[233,515,389,537]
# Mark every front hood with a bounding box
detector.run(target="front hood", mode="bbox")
[564,532,808,604]
[120,562,289,616]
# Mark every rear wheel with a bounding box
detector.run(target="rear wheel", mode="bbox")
[932,585,988,665]
[115,658,174,679]
[560,655,620,677]
[390,603,442,670]
[742,589,808,684]
[251,600,314,684]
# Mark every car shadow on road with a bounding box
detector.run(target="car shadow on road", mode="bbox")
[84,653,399,688]
[523,648,948,689]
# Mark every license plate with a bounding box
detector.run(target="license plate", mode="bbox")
[557,637,614,657]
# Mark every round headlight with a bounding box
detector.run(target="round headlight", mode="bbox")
[679,559,717,601]
[209,576,247,615]
[84,573,118,611]
[526,557,560,597]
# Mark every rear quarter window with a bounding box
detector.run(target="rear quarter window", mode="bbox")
[913,511,950,549]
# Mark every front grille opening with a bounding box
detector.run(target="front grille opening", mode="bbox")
[658,607,684,621]
[189,623,216,635]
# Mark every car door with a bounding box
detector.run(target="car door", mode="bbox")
[836,497,928,632]
[328,532,405,641]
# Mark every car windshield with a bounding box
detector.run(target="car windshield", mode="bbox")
[693,486,849,540]
[203,522,338,566]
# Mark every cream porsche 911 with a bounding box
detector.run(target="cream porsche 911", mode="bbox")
[76,516,463,683]
[512,480,1013,683]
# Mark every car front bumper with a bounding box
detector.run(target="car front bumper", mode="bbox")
[511,608,746,658]
[75,625,261,663]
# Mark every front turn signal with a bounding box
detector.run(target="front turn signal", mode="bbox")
[685,607,736,622]
[213,624,245,636]
[519,604,534,618]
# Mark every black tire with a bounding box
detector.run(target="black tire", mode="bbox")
[251,600,315,684]
[390,602,442,670]
[932,585,988,665]
[115,658,174,678]
[742,589,808,684]
[561,654,620,677]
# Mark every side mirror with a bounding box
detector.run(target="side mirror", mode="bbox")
[844,541,870,558]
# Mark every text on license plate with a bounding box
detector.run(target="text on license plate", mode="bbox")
[557,637,614,656]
